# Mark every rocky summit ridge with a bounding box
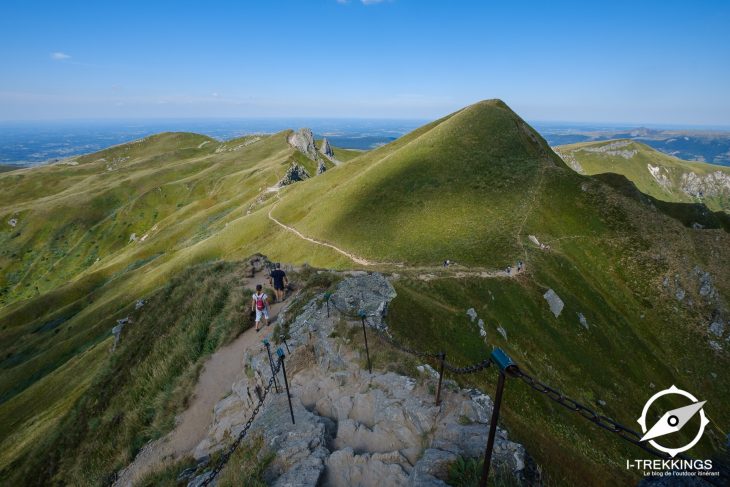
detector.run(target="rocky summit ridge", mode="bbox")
[185,273,531,486]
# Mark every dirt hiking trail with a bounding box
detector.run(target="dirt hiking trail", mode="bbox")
[114,269,289,486]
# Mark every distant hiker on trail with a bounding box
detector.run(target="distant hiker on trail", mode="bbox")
[251,284,270,332]
[269,263,288,302]
[506,265,512,275]
[517,260,523,273]
[443,259,451,268]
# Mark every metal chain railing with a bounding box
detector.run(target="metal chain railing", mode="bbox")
[241,290,723,487]
[443,357,493,375]
[510,366,688,461]
[201,358,282,486]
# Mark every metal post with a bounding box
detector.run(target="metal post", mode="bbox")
[280,334,291,354]
[480,348,516,487]
[359,310,372,374]
[263,339,280,393]
[435,352,446,405]
[277,348,295,425]
[480,371,505,487]
[324,292,331,317]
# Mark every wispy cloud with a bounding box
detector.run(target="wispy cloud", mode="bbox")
[50,52,71,60]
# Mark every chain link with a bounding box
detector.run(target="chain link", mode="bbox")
[201,359,283,486]
[510,367,695,461]
[443,358,493,375]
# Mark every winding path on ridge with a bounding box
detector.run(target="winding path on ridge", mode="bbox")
[266,191,520,280]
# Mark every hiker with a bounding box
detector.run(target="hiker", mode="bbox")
[506,265,512,275]
[517,260,523,272]
[251,284,270,332]
[269,263,288,302]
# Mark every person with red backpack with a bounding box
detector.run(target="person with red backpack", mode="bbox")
[251,284,270,332]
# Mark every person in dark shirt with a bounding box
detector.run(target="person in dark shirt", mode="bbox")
[269,263,288,302]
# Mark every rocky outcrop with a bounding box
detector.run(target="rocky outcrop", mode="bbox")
[679,170,730,199]
[320,138,334,158]
[287,128,319,161]
[278,163,311,187]
[319,137,341,166]
[317,160,327,175]
[582,140,637,159]
[647,164,673,192]
[543,289,564,318]
[192,273,533,486]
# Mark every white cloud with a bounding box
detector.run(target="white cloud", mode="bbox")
[50,52,71,60]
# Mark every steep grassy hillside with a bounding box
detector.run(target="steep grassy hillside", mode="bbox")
[556,139,730,212]
[2,261,256,485]
[1,101,728,486]
[274,100,559,266]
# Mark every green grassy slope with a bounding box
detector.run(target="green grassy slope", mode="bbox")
[2,261,256,485]
[274,100,559,266]
[556,139,730,212]
[1,101,728,486]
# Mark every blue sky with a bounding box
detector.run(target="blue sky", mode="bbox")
[1,0,729,124]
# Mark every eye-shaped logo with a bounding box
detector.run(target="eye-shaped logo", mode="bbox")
[637,385,709,458]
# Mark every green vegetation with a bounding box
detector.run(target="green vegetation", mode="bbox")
[556,139,730,212]
[1,100,728,486]
[1,261,254,485]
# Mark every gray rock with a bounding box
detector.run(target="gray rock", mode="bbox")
[695,268,715,298]
[577,312,589,330]
[317,160,327,175]
[287,128,318,160]
[320,138,334,158]
[675,288,686,301]
[187,471,214,487]
[477,319,486,337]
[278,163,311,187]
[497,326,507,340]
[177,467,197,482]
[330,273,397,330]
[543,289,564,318]
[407,449,454,486]
[466,308,477,322]
[708,340,722,352]
[135,299,145,310]
[709,319,725,337]
[416,364,439,379]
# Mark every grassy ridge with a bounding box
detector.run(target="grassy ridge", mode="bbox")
[556,139,730,212]
[2,261,255,486]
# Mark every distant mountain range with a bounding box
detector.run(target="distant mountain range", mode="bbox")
[538,124,730,166]
[2,119,729,169]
